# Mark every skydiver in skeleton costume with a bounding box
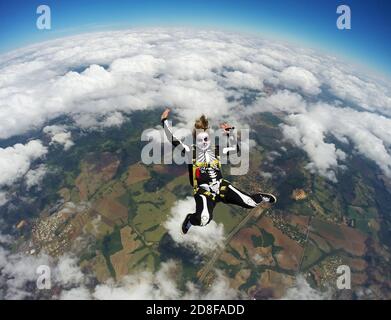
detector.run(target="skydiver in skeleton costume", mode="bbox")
[161,108,276,234]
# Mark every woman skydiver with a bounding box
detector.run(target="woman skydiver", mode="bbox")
[160,108,276,234]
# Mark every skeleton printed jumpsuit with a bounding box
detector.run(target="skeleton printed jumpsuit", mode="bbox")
[162,118,268,227]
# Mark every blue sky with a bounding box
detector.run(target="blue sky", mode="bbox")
[0,0,390,75]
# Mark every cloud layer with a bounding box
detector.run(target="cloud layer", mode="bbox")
[1,28,390,182]
[0,236,237,300]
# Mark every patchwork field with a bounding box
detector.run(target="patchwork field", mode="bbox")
[14,111,391,299]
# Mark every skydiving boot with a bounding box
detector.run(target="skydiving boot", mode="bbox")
[252,193,277,205]
[181,214,193,235]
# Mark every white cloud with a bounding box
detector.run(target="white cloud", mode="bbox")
[91,261,238,300]
[0,232,12,244]
[0,140,47,188]
[260,172,272,179]
[0,247,50,299]
[60,286,91,300]
[250,89,307,114]
[0,243,89,300]
[223,70,263,90]
[55,255,85,286]
[321,66,391,116]
[281,110,345,182]
[0,234,238,300]
[0,191,8,206]
[72,113,101,129]
[109,54,164,76]
[279,66,321,95]
[93,260,181,300]
[180,270,239,300]
[281,102,391,181]
[164,197,225,255]
[200,270,239,300]
[24,164,47,189]
[281,275,332,300]
[43,125,74,150]
[101,111,125,128]
[52,132,74,150]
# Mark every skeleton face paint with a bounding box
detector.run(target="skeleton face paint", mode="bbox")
[196,131,211,151]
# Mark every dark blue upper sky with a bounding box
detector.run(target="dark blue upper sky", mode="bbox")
[0,0,390,76]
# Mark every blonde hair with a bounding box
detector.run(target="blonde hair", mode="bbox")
[193,114,209,138]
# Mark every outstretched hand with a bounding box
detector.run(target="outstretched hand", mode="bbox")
[161,108,171,121]
[220,122,233,134]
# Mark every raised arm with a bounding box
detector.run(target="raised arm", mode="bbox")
[161,108,191,153]
[220,122,240,155]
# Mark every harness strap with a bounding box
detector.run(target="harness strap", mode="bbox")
[197,189,216,201]
[192,145,198,194]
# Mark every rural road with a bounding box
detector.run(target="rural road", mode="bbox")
[198,206,265,283]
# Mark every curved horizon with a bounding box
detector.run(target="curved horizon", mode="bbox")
[0,0,390,78]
